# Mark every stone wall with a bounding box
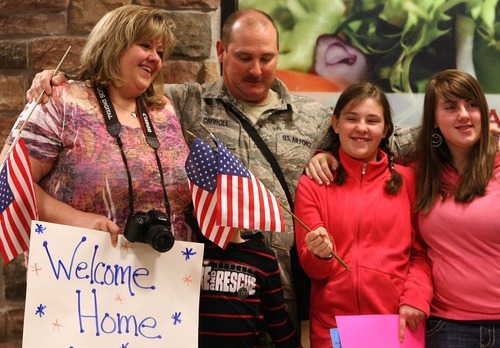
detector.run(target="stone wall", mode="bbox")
[0,0,224,345]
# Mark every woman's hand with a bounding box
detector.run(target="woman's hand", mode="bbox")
[305,152,337,186]
[398,304,426,342]
[304,227,334,259]
[26,70,67,104]
[72,211,120,246]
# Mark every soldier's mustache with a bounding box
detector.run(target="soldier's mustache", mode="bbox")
[243,77,263,82]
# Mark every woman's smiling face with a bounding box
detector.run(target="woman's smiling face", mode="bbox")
[118,39,164,96]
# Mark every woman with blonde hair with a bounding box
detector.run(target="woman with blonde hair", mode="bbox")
[0,5,192,248]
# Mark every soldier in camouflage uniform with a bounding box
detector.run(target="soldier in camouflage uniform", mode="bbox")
[165,10,333,345]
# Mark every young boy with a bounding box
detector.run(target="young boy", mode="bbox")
[195,227,301,348]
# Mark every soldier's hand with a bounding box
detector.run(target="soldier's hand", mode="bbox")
[305,152,337,185]
[26,70,67,103]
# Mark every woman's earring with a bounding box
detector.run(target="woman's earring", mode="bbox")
[432,130,443,148]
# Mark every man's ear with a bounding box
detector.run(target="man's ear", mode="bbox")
[216,40,225,63]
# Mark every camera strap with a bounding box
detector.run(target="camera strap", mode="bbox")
[93,86,171,219]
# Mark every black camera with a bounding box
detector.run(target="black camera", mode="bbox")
[124,210,174,252]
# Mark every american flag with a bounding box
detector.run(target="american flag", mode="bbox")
[0,139,38,263]
[215,139,285,234]
[185,137,285,249]
[185,138,233,248]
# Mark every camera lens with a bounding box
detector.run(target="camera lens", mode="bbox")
[146,225,174,253]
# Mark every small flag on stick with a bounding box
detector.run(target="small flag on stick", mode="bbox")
[0,46,70,263]
[185,136,285,249]
[0,139,38,263]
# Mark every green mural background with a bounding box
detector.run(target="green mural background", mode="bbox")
[239,0,500,94]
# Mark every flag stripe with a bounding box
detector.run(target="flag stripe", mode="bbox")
[8,145,34,247]
[258,178,271,231]
[233,176,244,228]
[251,177,260,228]
[231,175,239,227]
[256,175,266,230]
[218,175,226,225]
[0,218,17,261]
[242,178,249,228]
[9,164,33,243]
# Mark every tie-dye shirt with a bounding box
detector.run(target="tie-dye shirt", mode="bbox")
[8,80,192,241]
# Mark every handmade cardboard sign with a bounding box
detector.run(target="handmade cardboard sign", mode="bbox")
[22,221,204,348]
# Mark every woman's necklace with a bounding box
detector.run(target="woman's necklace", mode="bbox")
[113,101,137,118]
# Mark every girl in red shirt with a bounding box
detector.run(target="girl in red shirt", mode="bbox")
[294,81,433,347]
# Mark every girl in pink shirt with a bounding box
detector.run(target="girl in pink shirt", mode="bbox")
[415,69,500,347]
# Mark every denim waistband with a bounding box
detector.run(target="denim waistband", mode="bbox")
[429,316,500,326]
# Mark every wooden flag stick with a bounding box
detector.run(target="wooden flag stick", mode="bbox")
[197,122,350,271]
[1,46,72,172]
[198,122,218,143]
[15,46,72,140]
[279,202,350,271]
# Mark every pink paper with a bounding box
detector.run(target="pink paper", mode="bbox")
[332,314,425,348]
